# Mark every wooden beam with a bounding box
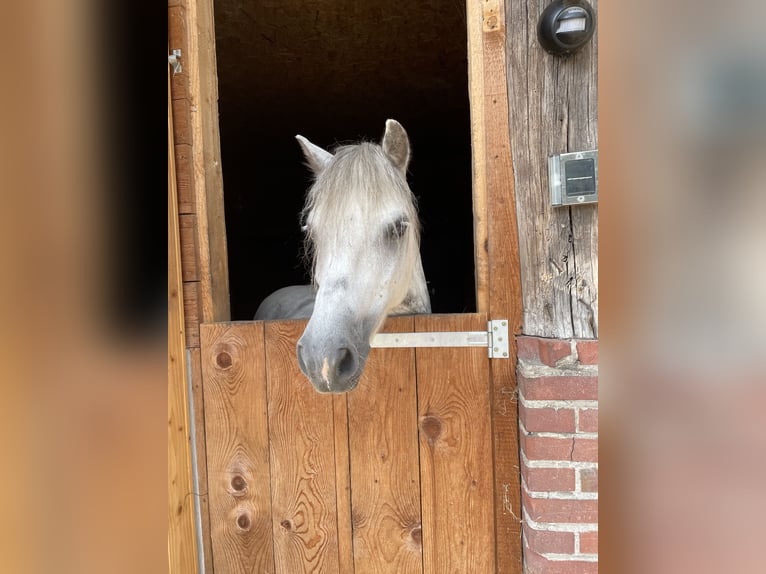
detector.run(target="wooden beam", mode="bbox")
[480,1,525,572]
[506,0,599,338]
[168,67,200,574]
[186,0,231,323]
[188,347,214,573]
[468,0,490,314]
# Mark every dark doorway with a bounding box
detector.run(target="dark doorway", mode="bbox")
[214,0,475,319]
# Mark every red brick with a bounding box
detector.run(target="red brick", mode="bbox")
[519,374,598,401]
[520,405,576,433]
[522,490,599,523]
[524,548,599,574]
[516,336,574,366]
[580,531,598,554]
[572,438,598,462]
[580,467,598,492]
[576,340,599,364]
[522,464,576,492]
[520,432,575,461]
[538,339,574,367]
[516,336,541,360]
[524,526,575,554]
[578,408,598,433]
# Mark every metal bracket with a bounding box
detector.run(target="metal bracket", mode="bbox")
[370,319,510,359]
[168,49,182,75]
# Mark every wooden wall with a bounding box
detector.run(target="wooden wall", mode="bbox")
[169,1,230,571]
[169,69,200,574]
[168,0,598,572]
[169,0,231,350]
[506,0,599,339]
[200,316,497,573]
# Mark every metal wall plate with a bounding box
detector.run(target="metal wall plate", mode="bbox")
[549,149,598,206]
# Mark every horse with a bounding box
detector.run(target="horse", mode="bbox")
[255,119,431,393]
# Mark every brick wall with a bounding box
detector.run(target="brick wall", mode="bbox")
[516,336,598,574]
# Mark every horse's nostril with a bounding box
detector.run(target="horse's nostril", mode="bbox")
[335,347,357,380]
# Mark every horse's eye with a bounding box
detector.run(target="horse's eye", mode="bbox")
[385,218,409,242]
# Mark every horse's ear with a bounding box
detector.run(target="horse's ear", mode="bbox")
[296,135,333,174]
[381,119,410,175]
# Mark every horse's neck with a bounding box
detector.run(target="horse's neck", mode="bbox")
[391,257,431,315]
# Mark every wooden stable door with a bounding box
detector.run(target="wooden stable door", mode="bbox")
[200,313,498,573]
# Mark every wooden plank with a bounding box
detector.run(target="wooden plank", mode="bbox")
[332,393,354,574]
[180,214,199,282]
[347,316,422,574]
[171,96,192,146]
[415,313,495,574]
[200,323,275,574]
[505,0,572,338]
[168,5,190,102]
[183,280,200,348]
[188,347,214,574]
[188,0,231,322]
[168,67,200,574]
[482,2,525,572]
[467,0,489,314]
[265,321,340,573]
[175,143,195,214]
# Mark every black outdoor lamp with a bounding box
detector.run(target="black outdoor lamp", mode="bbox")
[537,0,596,56]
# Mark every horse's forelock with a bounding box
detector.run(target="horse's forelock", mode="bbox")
[301,142,420,282]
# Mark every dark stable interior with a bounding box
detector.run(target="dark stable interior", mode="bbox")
[214,0,476,320]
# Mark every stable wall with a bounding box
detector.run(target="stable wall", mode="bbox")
[517,337,599,573]
[169,1,598,573]
[505,1,600,570]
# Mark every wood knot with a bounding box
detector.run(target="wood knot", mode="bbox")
[236,512,251,530]
[230,475,247,492]
[420,415,442,443]
[216,350,232,369]
[410,525,422,546]
[280,519,292,531]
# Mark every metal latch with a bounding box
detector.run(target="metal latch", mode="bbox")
[168,49,182,74]
[371,319,509,359]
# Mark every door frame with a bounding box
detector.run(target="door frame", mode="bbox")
[169,1,523,571]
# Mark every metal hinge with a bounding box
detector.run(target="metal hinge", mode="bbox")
[370,319,510,358]
[168,49,182,74]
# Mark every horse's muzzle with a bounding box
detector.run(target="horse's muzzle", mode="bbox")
[296,339,365,393]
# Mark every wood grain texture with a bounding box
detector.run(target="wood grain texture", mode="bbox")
[265,321,340,573]
[168,68,200,574]
[180,214,199,282]
[505,0,598,338]
[188,347,214,574]
[482,1,525,572]
[467,0,489,315]
[415,313,495,574]
[188,0,230,323]
[174,144,194,214]
[347,317,422,574]
[168,5,190,102]
[332,393,354,574]
[566,11,598,338]
[182,280,200,348]
[200,323,275,574]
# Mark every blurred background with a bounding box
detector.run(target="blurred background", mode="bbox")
[0,0,763,572]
